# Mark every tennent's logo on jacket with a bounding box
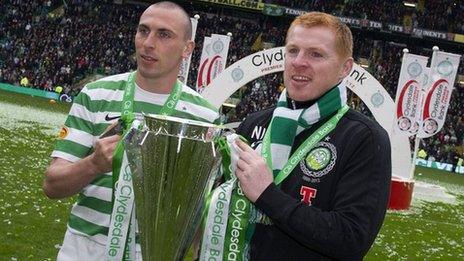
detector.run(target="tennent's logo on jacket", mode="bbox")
[300,141,336,183]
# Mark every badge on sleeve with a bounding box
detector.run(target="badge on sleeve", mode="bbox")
[58,126,69,139]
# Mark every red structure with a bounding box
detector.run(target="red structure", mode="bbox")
[388,178,414,210]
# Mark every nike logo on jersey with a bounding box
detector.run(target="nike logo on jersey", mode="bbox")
[105,114,121,121]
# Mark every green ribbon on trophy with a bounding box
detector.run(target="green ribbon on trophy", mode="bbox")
[105,71,182,261]
[200,87,349,260]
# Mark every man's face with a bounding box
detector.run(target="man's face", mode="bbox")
[284,25,352,101]
[134,7,193,80]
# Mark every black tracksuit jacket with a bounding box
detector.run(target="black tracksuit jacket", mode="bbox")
[236,106,392,260]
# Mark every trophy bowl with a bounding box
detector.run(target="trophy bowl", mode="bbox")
[125,114,221,261]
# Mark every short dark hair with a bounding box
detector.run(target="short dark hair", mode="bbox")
[151,1,192,40]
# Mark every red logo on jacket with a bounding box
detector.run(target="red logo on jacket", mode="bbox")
[300,186,317,205]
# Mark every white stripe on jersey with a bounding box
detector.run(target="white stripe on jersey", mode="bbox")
[134,86,169,105]
[72,205,110,228]
[69,103,95,124]
[51,151,82,163]
[181,83,208,98]
[176,100,218,123]
[67,226,108,245]
[69,103,119,125]
[82,184,112,202]
[93,72,131,84]
[82,88,124,102]
[67,127,95,148]
[66,226,142,251]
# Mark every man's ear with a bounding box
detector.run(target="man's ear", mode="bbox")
[340,57,354,80]
[182,40,195,58]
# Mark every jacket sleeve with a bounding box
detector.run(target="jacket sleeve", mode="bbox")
[254,123,392,258]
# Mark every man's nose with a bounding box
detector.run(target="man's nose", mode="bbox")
[143,33,156,49]
[292,52,309,68]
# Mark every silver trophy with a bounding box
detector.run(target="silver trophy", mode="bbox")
[125,114,221,261]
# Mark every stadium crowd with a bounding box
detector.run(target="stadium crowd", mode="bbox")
[268,0,464,34]
[0,0,463,166]
[0,0,142,96]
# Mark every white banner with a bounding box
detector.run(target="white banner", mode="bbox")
[196,36,212,91]
[409,67,430,135]
[418,51,461,138]
[178,17,199,84]
[196,34,230,93]
[393,52,428,136]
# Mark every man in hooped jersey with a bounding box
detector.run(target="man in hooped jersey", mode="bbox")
[43,2,218,260]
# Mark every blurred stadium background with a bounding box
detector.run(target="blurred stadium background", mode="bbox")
[0,0,463,260]
[2,0,463,165]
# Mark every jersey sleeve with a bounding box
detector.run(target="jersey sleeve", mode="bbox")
[51,86,97,162]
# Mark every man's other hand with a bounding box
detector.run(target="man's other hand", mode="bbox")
[235,139,273,202]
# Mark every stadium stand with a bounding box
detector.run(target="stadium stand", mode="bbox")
[267,0,464,34]
[1,0,463,166]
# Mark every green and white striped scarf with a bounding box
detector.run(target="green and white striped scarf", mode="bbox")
[266,83,347,175]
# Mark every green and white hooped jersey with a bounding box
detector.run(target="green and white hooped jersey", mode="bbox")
[51,72,219,245]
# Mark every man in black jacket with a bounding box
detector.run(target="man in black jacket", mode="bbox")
[234,12,391,260]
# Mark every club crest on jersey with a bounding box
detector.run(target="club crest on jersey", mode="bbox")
[58,126,69,139]
[300,141,336,179]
